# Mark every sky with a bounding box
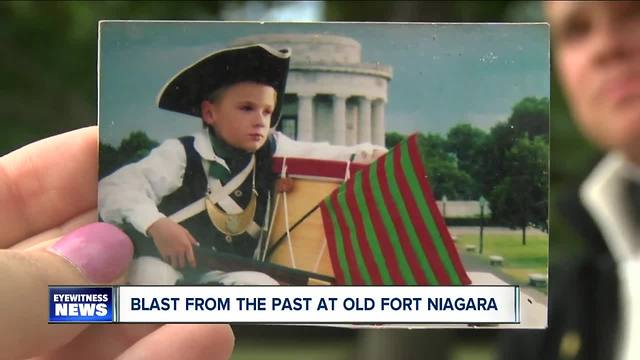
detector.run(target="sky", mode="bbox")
[99,19,548,146]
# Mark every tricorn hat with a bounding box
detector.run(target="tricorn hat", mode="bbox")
[157,44,290,128]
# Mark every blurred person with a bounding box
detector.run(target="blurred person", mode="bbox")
[501,2,640,359]
[0,127,235,359]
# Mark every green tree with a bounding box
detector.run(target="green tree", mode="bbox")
[418,133,450,164]
[424,159,475,200]
[98,142,120,179]
[477,97,549,233]
[477,122,518,198]
[385,131,406,149]
[386,132,473,200]
[416,133,474,200]
[445,124,488,198]
[508,97,549,140]
[99,131,158,178]
[489,137,548,244]
[118,131,159,161]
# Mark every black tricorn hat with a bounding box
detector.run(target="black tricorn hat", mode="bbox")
[157,44,291,128]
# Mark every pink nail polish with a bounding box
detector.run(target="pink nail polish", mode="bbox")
[49,222,133,283]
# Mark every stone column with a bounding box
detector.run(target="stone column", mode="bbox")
[372,100,386,146]
[332,94,347,145]
[297,93,314,141]
[347,102,358,145]
[357,97,372,143]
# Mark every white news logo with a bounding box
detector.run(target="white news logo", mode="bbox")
[54,303,109,317]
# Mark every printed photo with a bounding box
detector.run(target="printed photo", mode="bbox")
[98,21,548,326]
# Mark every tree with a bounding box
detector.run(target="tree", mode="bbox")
[508,97,549,141]
[386,132,474,200]
[445,124,488,198]
[489,137,548,244]
[477,97,549,234]
[385,132,406,149]
[424,159,475,200]
[415,133,474,200]
[98,142,120,179]
[99,131,158,179]
[118,131,159,162]
[417,133,451,164]
[476,122,518,198]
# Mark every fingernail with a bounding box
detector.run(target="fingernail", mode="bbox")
[49,222,133,283]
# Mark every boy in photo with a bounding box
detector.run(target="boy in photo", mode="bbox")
[99,44,386,285]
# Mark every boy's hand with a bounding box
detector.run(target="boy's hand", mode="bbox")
[370,147,388,160]
[354,146,388,164]
[147,218,199,269]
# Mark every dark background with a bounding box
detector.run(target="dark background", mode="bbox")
[0,1,600,359]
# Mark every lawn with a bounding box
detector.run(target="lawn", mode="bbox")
[456,232,548,290]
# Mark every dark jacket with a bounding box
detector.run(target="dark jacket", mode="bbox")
[499,189,620,360]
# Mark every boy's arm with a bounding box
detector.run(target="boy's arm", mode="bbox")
[272,131,387,163]
[98,138,187,235]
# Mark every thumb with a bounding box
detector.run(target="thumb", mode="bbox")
[0,222,133,360]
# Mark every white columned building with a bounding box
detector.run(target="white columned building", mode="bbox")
[231,34,392,146]
[296,92,315,142]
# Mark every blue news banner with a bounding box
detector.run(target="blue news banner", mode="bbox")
[49,285,523,324]
[49,287,115,323]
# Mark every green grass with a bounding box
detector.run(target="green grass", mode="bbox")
[457,232,548,290]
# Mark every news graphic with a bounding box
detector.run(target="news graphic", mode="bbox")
[48,285,519,324]
[49,287,115,323]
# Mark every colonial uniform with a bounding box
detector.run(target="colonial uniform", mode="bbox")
[98,44,385,285]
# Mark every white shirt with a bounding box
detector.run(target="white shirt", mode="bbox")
[580,152,640,360]
[99,128,386,235]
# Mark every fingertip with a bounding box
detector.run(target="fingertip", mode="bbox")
[212,324,235,358]
[118,324,235,360]
[204,325,238,359]
[49,222,133,283]
[188,234,199,246]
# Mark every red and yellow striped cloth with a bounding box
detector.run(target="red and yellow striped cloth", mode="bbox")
[320,134,471,285]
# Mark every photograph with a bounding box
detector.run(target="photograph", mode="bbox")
[98,20,548,326]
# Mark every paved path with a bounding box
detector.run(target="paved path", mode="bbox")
[459,251,548,306]
[458,247,549,328]
[451,226,549,305]
[449,226,547,236]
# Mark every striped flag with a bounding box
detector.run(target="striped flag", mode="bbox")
[320,134,471,285]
